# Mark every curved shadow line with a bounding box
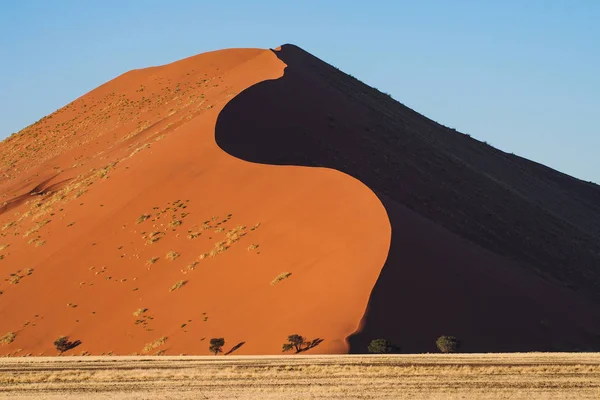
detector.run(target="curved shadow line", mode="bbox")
[214,45,393,351]
[214,44,600,353]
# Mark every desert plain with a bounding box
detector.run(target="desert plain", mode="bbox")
[1,353,599,399]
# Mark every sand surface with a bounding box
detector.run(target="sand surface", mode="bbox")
[0,47,389,356]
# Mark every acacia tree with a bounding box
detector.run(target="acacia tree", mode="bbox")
[368,339,398,354]
[209,337,225,355]
[436,336,460,353]
[282,334,306,353]
[54,336,76,355]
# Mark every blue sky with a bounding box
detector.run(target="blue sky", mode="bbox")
[1,1,599,182]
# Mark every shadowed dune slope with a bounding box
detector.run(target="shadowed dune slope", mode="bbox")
[216,44,600,353]
[0,47,390,355]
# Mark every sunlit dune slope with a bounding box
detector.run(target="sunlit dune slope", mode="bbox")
[0,47,390,355]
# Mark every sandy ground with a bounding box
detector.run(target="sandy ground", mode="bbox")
[1,353,599,399]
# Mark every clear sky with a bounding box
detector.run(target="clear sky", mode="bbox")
[1,1,599,182]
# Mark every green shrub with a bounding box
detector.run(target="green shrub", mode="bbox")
[368,339,399,354]
[436,335,460,353]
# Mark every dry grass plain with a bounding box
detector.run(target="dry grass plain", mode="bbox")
[0,353,599,399]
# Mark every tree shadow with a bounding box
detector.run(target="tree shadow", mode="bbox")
[224,341,246,355]
[0,174,72,216]
[60,340,82,355]
[296,338,324,354]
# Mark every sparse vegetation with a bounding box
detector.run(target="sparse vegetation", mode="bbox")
[23,220,50,237]
[169,219,182,228]
[271,272,292,285]
[166,251,180,260]
[187,231,201,239]
[187,261,198,271]
[147,231,164,244]
[169,280,187,292]
[142,336,167,353]
[136,214,151,224]
[133,308,147,317]
[2,222,15,231]
[209,338,225,355]
[0,332,16,345]
[147,257,159,265]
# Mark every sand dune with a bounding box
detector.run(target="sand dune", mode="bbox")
[1,44,599,356]
[0,47,389,355]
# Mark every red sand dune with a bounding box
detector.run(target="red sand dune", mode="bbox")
[1,44,600,356]
[0,47,389,355]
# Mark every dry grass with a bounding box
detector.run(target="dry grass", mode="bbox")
[132,308,147,317]
[169,219,182,228]
[0,353,599,399]
[146,256,159,265]
[146,231,164,245]
[23,220,50,237]
[136,214,151,224]
[0,332,16,345]
[2,221,15,231]
[169,280,187,292]
[271,272,292,285]
[142,336,167,353]
[187,231,200,239]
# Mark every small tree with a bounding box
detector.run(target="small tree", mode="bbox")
[209,337,225,355]
[368,339,398,354]
[282,334,306,353]
[436,336,460,353]
[54,336,72,354]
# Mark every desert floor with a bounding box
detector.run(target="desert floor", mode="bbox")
[0,353,599,399]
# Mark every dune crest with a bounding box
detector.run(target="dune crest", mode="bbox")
[217,44,600,353]
[0,47,390,355]
[2,43,600,356]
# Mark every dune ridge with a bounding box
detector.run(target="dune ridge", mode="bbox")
[217,44,600,353]
[2,43,600,356]
[0,47,390,356]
